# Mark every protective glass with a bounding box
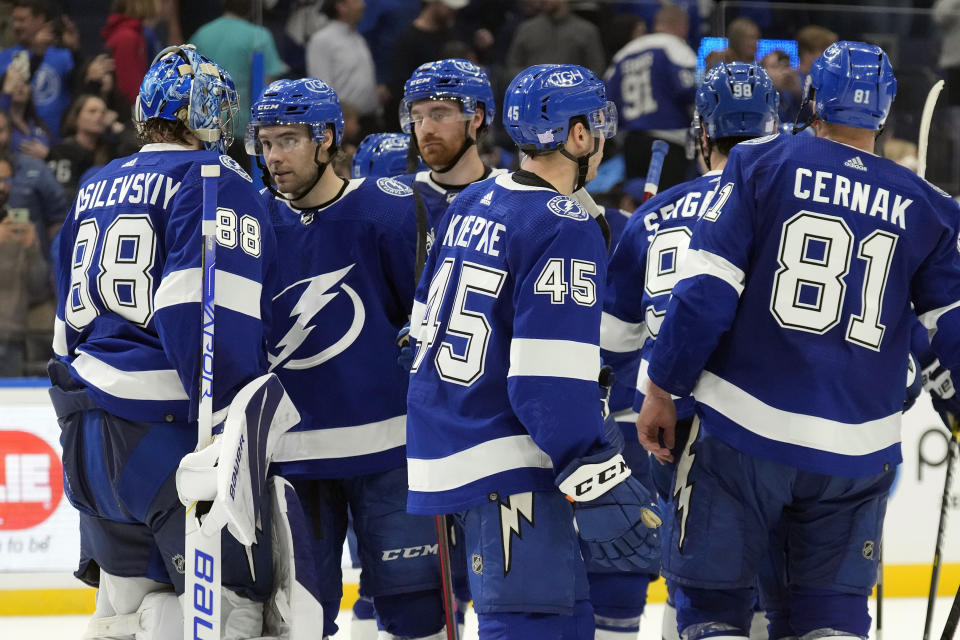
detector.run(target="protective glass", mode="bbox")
[399,97,477,133]
[587,101,618,139]
[245,123,322,156]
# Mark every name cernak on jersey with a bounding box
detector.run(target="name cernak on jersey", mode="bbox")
[75,172,181,216]
[442,213,506,257]
[792,167,912,230]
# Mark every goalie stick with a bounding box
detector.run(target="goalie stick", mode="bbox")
[185,163,223,640]
[642,140,670,203]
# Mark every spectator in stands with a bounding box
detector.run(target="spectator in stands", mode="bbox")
[307,0,381,130]
[387,0,467,129]
[0,108,67,266]
[796,25,837,88]
[0,150,47,377]
[726,17,760,62]
[505,0,606,79]
[605,4,696,188]
[79,53,133,127]
[190,0,288,160]
[47,94,113,202]
[761,49,801,123]
[1,63,51,159]
[101,0,152,105]
[0,1,74,140]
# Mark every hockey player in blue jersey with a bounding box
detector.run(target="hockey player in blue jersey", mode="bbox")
[48,45,281,638]
[636,41,960,640]
[248,78,448,640]
[604,61,779,640]
[605,5,696,190]
[406,63,661,640]
[397,59,508,235]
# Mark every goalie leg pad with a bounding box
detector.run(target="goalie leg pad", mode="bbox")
[222,587,265,640]
[84,572,180,640]
[264,476,326,640]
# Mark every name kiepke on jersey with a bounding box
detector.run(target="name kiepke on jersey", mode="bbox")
[268,265,366,371]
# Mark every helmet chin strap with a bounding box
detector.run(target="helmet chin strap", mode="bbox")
[258,143,329,206]
[559,136,600,192]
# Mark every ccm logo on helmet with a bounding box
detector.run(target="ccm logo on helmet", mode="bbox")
[0,430,64,530]
[545,69,584,88]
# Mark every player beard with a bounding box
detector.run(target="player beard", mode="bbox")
[419,135,464,171]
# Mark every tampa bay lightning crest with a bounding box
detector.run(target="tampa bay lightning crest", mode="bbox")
[268,264,366,370]
[546,195,588,221]
[376,177,413,197]
[220,154,253,182]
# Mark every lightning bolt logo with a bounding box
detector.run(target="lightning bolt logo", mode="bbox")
[673,415,701,553]
[268,264,365,371]
[497,492,535,575]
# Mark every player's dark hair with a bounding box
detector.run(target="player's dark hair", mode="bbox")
[222,0,251,19]
[137,117,195,147]
[321,0,342,19]
[0,150,14,172]
[12,0,50,18]
[712,135,753,157]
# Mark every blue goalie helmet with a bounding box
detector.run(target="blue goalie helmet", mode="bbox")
[806,40,897,131]
[136,44,239,154]
[351,133,422,178]
[399,58,495,134]
[696,62,779,139]
[246,78,345,155]
[502,64,617,152]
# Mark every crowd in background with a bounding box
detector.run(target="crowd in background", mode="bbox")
[0,0,957,378]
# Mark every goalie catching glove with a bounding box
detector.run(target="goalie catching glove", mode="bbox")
[556,448,662,572]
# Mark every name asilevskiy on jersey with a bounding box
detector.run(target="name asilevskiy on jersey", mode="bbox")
[74,171,183,215]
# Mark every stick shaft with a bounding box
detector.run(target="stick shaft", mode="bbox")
[643,140,670,203]
[925,432,958,640]
[918,79,945,180]
[435,515,460,640]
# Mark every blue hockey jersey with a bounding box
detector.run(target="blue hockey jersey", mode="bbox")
[396,167,509,234]
[601,171,722,422]
[647,134,960,477]
[53,145,276,424]
[0,45,74,141]
[265,177,418,479]
[405,171,616,514]
[605,33,697,139]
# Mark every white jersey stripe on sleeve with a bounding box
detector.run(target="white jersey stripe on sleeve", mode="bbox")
[600,312,646,353]
[155,268,263,319]
[918,299,960,333]
[53,317,68,357]
[272,415,407,462]
[679,249,746,297]
[635,358,683,400]
[408,434,553,492]
[693,370,901,455]
[72,352,188,401]
[508,338,601,381]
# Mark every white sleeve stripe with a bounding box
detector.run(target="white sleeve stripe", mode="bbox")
[508,338,601,381]
[155,268,263,319]
[600,312,645,353]
[693,370,901,455]
[679,248,746,297]
[53,317,67,357]
[408,434,552,492]
[919,299,960,331]
[410,300,426,341]
[72,352,188,401]
[635,358,682,400]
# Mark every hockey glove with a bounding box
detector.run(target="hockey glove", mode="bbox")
[396,323,413,372]
[921,355,960,430]
[556,450,662,572]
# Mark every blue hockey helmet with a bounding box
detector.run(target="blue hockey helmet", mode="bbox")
[136,45,239,154]
[399,58,495,134]
[246,78,345,155]
[804,41,897,131]
[351,133,423,178]
[502,64,616,153]
[695,62,779,139]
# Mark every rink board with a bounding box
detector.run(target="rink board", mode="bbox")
[1,382,958,614]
